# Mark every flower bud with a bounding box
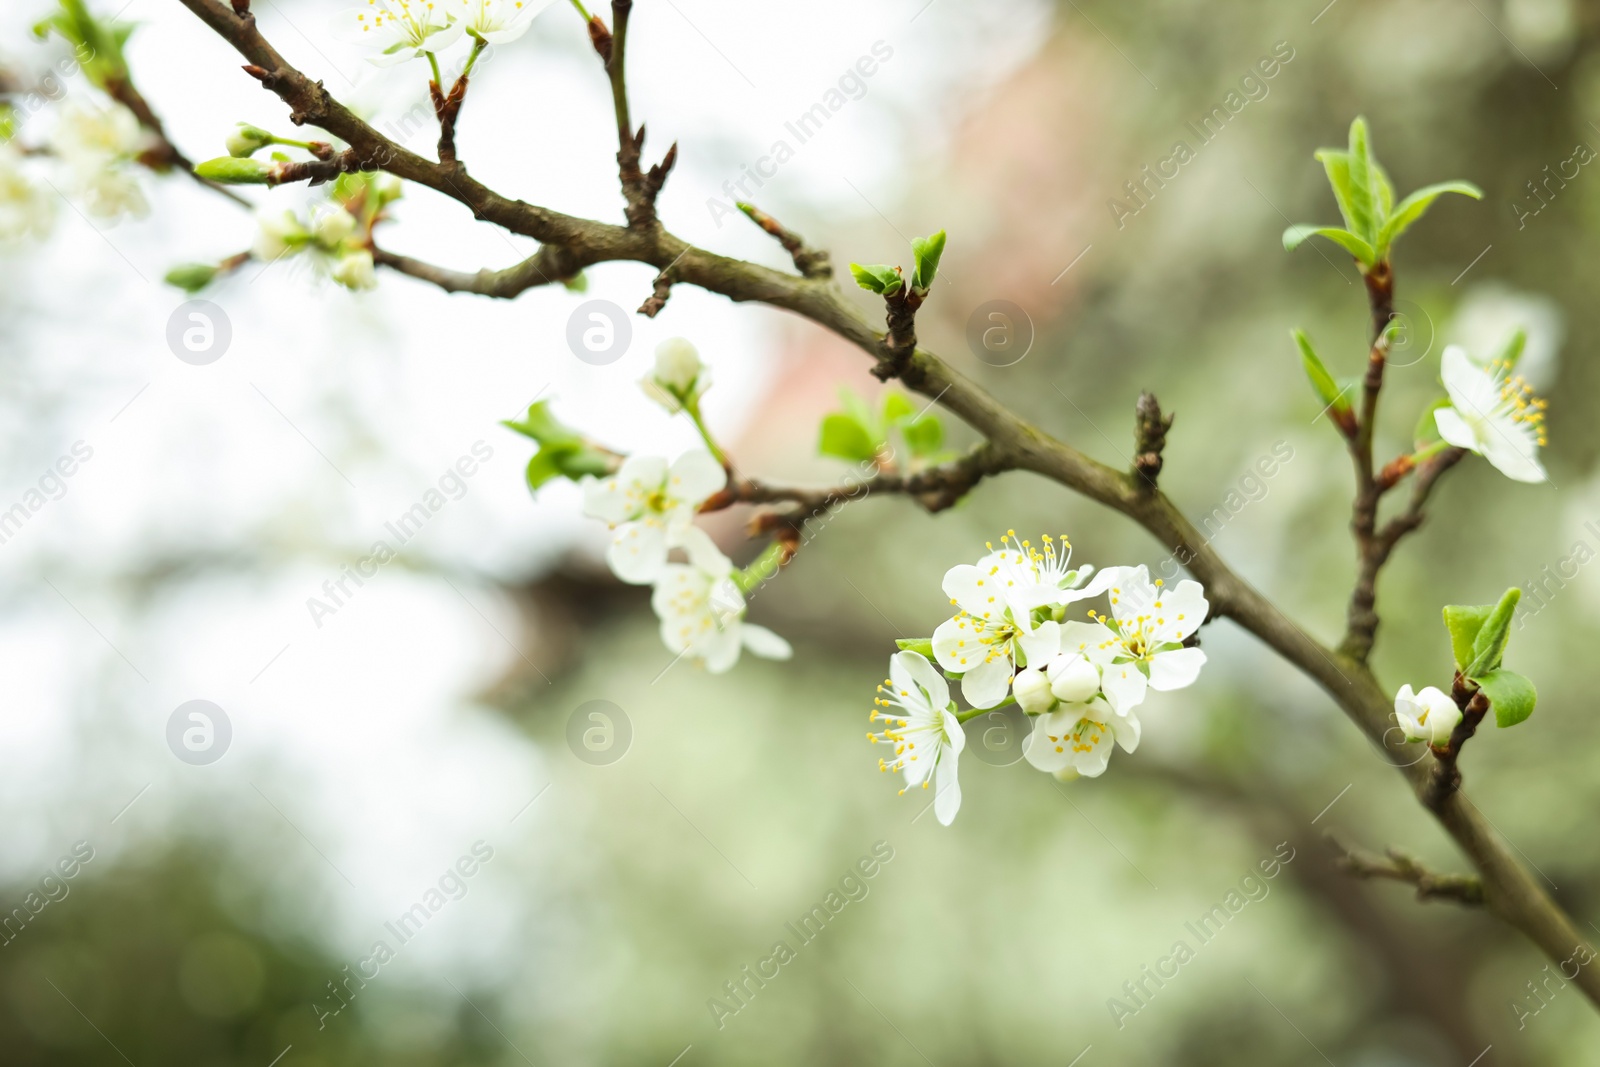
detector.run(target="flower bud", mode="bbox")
[226,123,275,158]
[1394,684,1462,746]
[164,263,218,293]
[196,156,275,185]
[1048,653,1100,704]
[654,337,704,393]
[312,208,357,248]
[253,210,306,263]
[331,248,377,291]
[1012,668,1056,715]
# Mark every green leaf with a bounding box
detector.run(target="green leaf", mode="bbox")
[525,451,564,491]
[1376,181,1482,257]
[501,401,581,449]
[1372,162,1395,219]
[1344,117,1380,245]
[910,230,946,293]
[1414,397,1450,446]
[901,415,944,457]
[1282,224,1377,266]
[554,447,613,481]
[164,263,218,293]
[1443,603,1493,670]
[1475,668,1537,728]
[880,391,915,426]
[1313,149,1364,240]
[1292,329,1349,416]
[895,638,935,659]
[1465,587,1521,677]
[849,263,904,297]
[818,413,880,463]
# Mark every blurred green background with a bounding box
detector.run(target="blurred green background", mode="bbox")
[3,0,1600,1064]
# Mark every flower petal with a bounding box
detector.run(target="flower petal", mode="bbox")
[1433,406,1478,452]
[1057,620,1117,665]
[932,615,980,673]
[942,563,1000,621]
[1023,711,1073,773]
[1151,580,1208,642]
[606,522,668,584]
[1441,345,1499,415]
[1017,619,1060,665]
[1100,661,1148,714]
[1147,646,1206,691]
[669,449,728,506]
[933,742,962,826]
[741,623,792,661]
[1109,707,1141,753]
[701,626,743,674]
[899,650,950,709]
[960,657,1013,710]
[1480,419,1547,483]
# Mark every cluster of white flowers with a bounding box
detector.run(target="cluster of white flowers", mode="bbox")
[49,100,151,223]
[0,98,151,242]
[872,533,1210,825]
[334,0,557,65]
[0,145,56,243]
[579,339,791,674]
[252,175,400,291]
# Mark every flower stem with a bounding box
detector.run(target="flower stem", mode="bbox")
[425,50,443,88]
[460,36,488,81]
[684,399,729,467]
[568,0,591,19]
[956,696,1016,723]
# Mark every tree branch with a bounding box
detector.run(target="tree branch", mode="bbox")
[737,202,833,279]
[372,244,582,295]
[1330,833,1486,907]
[175,0,1600,1012]
[702,442,1010,525]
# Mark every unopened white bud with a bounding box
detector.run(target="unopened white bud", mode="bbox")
[1012,668,1055,715]
[1048,653,1100,704]
[331,248,376,291]
[654,337,704,393]
[312,209,357,248]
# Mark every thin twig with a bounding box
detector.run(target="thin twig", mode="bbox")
[1329,833,1485,907]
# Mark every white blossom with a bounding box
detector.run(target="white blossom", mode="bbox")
[1394,684,1461,746]
[651,539,791,674]
[583,450,727,584]
[331,248,377,290]
[0,145,54,243]
[454,0,557,44]
[253,210,306,263]
[1023,696,1140,780]
[333,0,465,66]
[1434,344,1548,484]
[932,532,1092,710]
[869,650,966,825]
[49,101,149,222]
[1057,565,1208,714]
